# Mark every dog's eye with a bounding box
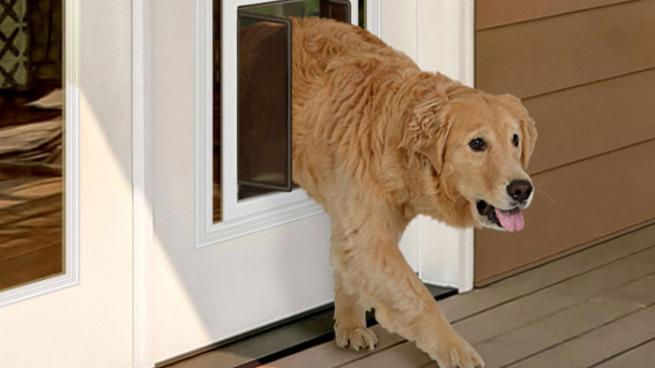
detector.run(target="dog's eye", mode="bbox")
[468,138,487,152]
[512,134,520,147]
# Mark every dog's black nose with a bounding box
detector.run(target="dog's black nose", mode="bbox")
[507,180,533,202]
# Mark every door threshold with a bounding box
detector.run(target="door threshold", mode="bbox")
[158,284,457,368]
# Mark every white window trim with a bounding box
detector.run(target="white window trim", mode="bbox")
[195,0,362,247]
[0,0,80,307]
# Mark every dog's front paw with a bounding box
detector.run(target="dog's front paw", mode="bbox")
[432,334,484,368]
[335,326,378,351]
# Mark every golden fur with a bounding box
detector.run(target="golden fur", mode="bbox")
[291,18,537,368]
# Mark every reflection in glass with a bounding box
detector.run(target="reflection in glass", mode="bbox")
[240,0,350,20]
[0,0,64,291]
[213,0,222,222]
[320,0,350,23]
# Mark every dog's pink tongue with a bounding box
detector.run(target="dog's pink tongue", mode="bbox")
[495,208,525,232]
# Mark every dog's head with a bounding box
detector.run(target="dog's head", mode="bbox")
[408,87,537,232]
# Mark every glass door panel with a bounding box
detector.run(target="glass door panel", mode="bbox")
[0,0,64,291]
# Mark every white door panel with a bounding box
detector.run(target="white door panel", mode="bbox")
[147,0,471,363]
[0,1,473,367]
[149,1,339,360]
[0,0,134,366]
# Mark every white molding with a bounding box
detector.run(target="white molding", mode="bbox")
[461,0,475,88]
[198,197,325,246]
[0,0,80,307]
[132,0,155,366]
[416,0,421,68]
[366,0,381,35]
[195,0,360,248]
[460,0,476,293]
[416,0,475,292]
[418,217,474,291]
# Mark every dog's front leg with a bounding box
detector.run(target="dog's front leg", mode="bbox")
[332,231,484,368]
[333,273,378,351]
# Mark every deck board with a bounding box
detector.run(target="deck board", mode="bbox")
[507,305,655,368]
[264,325,403,368]
[264,225,655,368]
[454,245,655,345]
[171,225,655,368]
[332,243,655,368]
[440,224,655,322]
[475,274,655,367]
[338,342,431,368]
[593,339,655,368]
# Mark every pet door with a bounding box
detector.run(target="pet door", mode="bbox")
[208,0,361,232]
[234,0,351,200]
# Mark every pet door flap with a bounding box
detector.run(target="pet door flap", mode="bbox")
[236,1,352,199]
[237,12,293,199]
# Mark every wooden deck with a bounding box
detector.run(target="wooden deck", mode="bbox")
[166,224,655,368]
[262,224,655,368]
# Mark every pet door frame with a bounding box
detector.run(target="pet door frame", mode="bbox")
[195,0,370,247]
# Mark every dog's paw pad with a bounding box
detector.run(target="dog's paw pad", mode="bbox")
[335,326,378,352]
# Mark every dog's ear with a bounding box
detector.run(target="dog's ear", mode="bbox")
[501,94,537,168]
[406,95,452,173]
[520,114,538,168]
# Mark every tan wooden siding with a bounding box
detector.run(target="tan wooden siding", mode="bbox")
[475,139,655,284]
[476,0,633,30]
[474,0,655,284]
[525,68,655,174]
[476,0,655,98]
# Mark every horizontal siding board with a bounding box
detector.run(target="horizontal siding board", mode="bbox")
[474,140,655,283]
[475,0,633,30]
[525,69,655,174]
[475,0,655,98]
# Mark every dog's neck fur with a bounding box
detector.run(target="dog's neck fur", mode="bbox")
[386,73,477,229]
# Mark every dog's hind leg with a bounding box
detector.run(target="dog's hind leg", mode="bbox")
[333,272,378,351]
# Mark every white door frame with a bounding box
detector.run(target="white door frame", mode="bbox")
[414,0,476,292]
[365,0,476,292]
[132,0,154,366]
[131,0,475,366]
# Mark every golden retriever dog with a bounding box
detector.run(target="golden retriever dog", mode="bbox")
[291,18,537,368]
